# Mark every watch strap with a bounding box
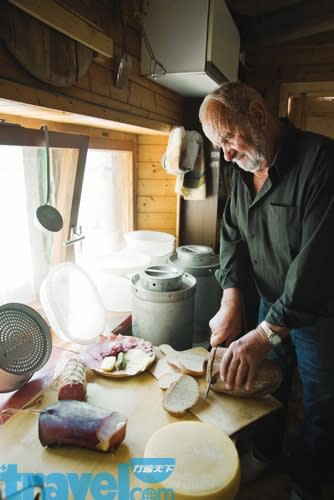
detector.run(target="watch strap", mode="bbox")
[260,321,282,346]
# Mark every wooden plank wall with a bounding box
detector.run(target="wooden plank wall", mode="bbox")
[244,33,334,113]
[136,135,178,238]
[0,1,184,132]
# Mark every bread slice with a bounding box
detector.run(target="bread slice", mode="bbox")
[159,344,208,377]
[158,372,181,390]
[162,375,199,416]
[178,352,207,376]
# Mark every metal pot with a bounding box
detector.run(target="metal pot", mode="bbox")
[131,272,197,350]
[140,265,183,292]
[176,245,213,266]
[169,246,222,345]
[0,303,52,393]
[0,370,32,393]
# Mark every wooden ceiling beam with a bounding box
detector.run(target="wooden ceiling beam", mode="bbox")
[252,0,334,45]
[8,0,113,57]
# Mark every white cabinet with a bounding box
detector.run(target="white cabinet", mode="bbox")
[141,0,240,97]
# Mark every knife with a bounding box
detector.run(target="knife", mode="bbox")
[203,347,217,399]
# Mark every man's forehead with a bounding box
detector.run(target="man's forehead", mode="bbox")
[205,100,235,128]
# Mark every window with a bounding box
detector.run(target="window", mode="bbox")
[76,149,133,265]
[0,125,88,305]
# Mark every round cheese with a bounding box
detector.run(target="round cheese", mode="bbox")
[144,421,240,500]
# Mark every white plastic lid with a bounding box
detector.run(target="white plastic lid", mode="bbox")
[40,262,107,344]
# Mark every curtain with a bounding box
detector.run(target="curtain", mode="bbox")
[0,146,49,305]
[77,150,127,262]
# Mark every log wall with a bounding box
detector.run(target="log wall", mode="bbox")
[244,33,334,113]
[136,135,178,238]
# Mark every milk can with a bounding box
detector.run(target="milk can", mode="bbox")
[131,265,196,350]
[169,245,222,346]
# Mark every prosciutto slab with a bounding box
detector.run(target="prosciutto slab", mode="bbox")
[39,401,127,452]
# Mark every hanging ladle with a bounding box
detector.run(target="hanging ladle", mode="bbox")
[35,125,63,232]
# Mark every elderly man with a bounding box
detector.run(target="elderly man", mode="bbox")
[199,82,334,500]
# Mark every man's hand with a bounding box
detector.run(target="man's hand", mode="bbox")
[219,328,272,391]
[209,288,244,347]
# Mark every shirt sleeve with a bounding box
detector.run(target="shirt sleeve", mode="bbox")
[266,145,334,328]
[216,194,251,291]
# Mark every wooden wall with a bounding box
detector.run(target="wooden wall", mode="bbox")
[244,32,334,113]
[0,1,184,132]
[0,1,183,239]
[136,135,178,238]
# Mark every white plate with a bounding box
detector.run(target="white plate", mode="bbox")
[83,335,155,378]
[93,348,155,378]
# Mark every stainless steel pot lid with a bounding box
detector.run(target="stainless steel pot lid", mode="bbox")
[0,303,52,376]
[140,265,183,292]
[176,245,213,266]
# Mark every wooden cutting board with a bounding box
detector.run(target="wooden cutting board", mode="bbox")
[150,345,281,436]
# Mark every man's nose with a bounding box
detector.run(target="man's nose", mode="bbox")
[222,143,235,162]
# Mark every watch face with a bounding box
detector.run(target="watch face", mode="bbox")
[269,333,281,346]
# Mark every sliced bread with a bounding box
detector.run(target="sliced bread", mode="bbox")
[159,344,208,377]
[158,372,182,390]
[162,375,199,417]
[178,352,207,376]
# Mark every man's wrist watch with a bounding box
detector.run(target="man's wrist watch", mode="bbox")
[260,321,282,347]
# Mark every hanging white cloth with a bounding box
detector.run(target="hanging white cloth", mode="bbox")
[161,126,206,200]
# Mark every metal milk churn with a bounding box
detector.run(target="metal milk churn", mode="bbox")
[169,245,222,346]
[131,265,196,350]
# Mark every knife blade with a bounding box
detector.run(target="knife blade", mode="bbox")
[203,347,217,400]
[203,375,212,400]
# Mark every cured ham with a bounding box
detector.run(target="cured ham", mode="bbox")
[39,400,127,452]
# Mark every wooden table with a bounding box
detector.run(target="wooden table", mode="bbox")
[0,336,280,499]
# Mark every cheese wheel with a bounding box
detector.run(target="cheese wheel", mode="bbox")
[144,421,240,500]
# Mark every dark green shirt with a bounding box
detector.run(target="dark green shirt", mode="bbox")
[216,121,334,328]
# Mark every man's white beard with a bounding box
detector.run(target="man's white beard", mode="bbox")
[232,150,266,172]
[233,128,267,173]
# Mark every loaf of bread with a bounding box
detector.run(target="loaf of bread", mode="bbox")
[162,375,199,416]
[207,347,283,398]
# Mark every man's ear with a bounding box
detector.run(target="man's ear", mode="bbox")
[249,100,266,128]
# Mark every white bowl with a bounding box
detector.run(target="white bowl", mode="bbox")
[125,231,175,253]
[93,274,132,312]
[99,249,151,278]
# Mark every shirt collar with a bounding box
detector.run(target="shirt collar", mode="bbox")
[269,118,299,181]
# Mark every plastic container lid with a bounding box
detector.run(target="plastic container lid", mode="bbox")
[40,262,107,344]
